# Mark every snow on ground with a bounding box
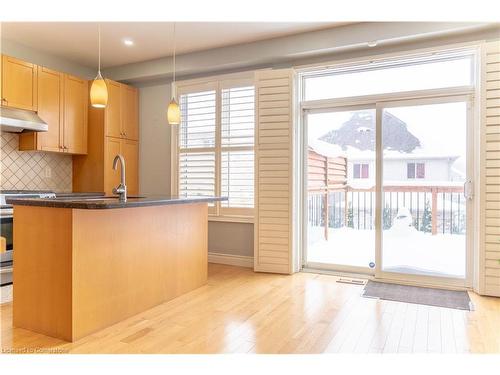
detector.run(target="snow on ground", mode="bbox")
[307,226,466,278]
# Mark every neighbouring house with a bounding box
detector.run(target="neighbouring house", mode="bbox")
[314,111,464,187]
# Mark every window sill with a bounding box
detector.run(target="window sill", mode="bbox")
[208,215,254,224]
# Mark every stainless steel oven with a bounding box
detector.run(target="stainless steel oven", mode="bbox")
[0,190,56,286]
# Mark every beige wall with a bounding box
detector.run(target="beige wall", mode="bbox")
[138,84,172,196]
[0,38,95,79]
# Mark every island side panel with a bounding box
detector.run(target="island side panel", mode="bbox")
[12,205,74,341]
[71,203,208,340]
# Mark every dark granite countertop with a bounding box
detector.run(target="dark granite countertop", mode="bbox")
[6,195,228,209]
[55,192,105,198]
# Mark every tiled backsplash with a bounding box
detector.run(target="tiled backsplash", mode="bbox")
[0,132,72,192]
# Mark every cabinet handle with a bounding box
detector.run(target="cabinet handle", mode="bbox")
[1,98,7,104]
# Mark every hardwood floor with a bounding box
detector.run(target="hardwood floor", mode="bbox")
[1,264,500,354]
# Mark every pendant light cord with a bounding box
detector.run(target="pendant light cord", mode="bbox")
[98,24,102,74]
[173,23,176,85]
[171,22,177,101]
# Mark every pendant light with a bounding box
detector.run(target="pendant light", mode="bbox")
[90,24,108,108]
[167,23,181,125]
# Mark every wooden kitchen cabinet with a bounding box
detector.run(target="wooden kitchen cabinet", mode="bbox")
[1,55,38,111]
[104,137,122,195]
[104,79,139,141]
[121,139,139,195]
[105,80,122,138]
[121,84,139,141]
[19,69,88,155]
[63,74,88,154]
[73,81,139,195]
[20,67,63,152]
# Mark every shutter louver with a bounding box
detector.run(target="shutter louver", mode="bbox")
[254,69,295,274]
[221,86,255,211]
[481,40,500,297]
[178,90,217,205]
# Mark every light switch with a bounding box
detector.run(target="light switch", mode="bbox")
[44,166,52,178]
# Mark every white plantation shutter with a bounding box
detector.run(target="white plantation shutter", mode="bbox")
[480,40,500,297]
[178,87,217,211]
[254,69,296,274]
[220,85,255,214]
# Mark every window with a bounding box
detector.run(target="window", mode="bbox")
[178,90,216,202]
[303,53,473,101]
[175,79,255,220]
[353,163,369,179]
[407,162,425,179]
[221,86,255,209]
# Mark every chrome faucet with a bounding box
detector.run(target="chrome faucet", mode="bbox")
[112,154,127,202]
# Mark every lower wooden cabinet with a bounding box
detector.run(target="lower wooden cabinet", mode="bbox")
[104,137,138,195]
[74,136,138,196]
[121,139,139,195]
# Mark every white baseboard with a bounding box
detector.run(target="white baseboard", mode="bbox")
[208,252,254,268]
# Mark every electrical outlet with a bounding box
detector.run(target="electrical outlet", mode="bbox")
[44,166,52,178]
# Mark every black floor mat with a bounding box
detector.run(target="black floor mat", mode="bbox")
[362,280,472,310]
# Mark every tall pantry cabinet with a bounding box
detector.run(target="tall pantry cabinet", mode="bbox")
[73,79,139,195]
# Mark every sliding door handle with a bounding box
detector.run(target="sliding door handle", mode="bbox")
[463,180,473,201]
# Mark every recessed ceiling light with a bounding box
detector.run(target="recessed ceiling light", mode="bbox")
[123,39,134,46]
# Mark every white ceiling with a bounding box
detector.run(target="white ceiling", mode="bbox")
[1,22,350,69]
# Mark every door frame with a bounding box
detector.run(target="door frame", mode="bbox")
[300,90,476,288]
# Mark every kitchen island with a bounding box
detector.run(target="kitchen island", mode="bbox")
[7,195,226,342]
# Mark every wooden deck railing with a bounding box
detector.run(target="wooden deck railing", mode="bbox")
[308,185,465,238]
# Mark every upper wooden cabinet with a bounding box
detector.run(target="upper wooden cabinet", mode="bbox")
[19,67,88,155]
[104,80,139,141]
[20,67,63,153]
[105,80,122,138]
[63,75,88,154]
[1,55,38,111]
[121,85,139,141]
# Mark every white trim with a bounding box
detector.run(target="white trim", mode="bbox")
[294,40,482,73]
[208,252,254,268]
[176,71,255,91]
[208,215,254,224]
[302,268,472,292]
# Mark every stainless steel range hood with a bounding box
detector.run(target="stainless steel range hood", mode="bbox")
[0,107,48,133]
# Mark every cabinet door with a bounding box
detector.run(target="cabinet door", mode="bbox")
[105,80,122,138]
[63,74,88,154]
[121,139,139,195]
[104,137,122,195]
[37,67,63,152]
[1,55,38,111]
[121,84,139,141]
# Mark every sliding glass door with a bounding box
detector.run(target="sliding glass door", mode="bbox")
[378,99,472,284]
[301,48,475,286]
[305,107,376,272]
[303,99,473,286]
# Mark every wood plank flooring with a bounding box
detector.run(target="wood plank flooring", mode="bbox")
[1,264,500,354]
